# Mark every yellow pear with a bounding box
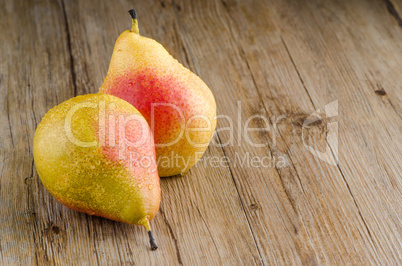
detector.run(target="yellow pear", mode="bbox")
[34,94,160,249]
[100,10,217,177]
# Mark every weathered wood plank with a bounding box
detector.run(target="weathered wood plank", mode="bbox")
[171,0,401,264]
[0,0,401,265]
[267,0,402,263]
[0,0,97,264]
[169,0,341,264]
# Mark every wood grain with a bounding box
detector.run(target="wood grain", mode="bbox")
[0,0,401,265]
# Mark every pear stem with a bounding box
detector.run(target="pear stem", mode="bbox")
[140,217,158,250]
[128,9,139,34]
[148,231,158,250]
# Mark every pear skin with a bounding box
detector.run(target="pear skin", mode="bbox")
[33,94,160,250]
[99,10,217,177]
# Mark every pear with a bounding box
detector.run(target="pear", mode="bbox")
[33,94,160,250]
[99,9,217,177]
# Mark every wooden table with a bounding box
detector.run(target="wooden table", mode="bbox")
[1,0,401,264]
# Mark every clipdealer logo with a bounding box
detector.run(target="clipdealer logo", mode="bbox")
[62,99,339,170]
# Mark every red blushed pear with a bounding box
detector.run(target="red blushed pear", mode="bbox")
[100,9,217,177]
[33,94,160,250]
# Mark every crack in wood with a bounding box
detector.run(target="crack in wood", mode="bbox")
[171,0,195,71]
[159,208,183,265]
[24,117,41,264]
[215,132,266,265]
[61,0,78,97]
[6,79,14,148]
[332,153,376,243]
[383,0,402,26]
[30,82,38,128]
[195,205,222,261]
[280,36,315,106]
